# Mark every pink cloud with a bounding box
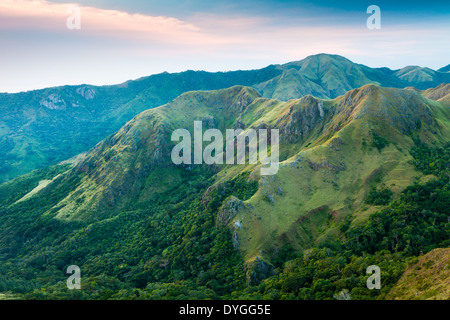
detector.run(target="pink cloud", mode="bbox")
[0,0,448,86]
[0,0,223,45]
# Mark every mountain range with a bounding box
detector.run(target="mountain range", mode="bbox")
[0,55,450,299]
[0,55,448,299]
[1,53,450,184]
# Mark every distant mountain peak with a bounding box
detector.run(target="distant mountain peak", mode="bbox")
[1,54,449,184]
[282,53,354,69]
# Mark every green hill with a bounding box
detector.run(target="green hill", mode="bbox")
[0,82,448,299]
[256,54,390,99]
[395,66,450,88]
[1,54,450,184]
[255,54,450,100]
[0,67,280,184]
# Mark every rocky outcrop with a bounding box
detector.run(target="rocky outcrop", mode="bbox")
[276,95,326,144]
[39,94,66,110]
[76,86,96,100]
[246,256,274,285]
[308,160,346,172]
[39,87,95,110]
[216,196,245,227]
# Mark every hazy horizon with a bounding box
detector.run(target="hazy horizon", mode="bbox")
[1,52,449,94]
[1,0,449,93]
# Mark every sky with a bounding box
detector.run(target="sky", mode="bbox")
[0,0,449,93]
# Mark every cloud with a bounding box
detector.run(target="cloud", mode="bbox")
[0,0,371,54]
[0,0,219,45]
[0,0,448,92]
[1,0,448,57]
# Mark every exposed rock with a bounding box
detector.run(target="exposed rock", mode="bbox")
[39,94,66,110]
[334,289,351,300]
[308,160,346,172]
[232,230,239,249]
[216,196,245,226]
[276,95,326,144]
[202,185,215,207]
[246,256,274,285]
[76,86,96,100]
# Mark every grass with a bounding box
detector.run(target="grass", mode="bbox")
[386,248,450,300]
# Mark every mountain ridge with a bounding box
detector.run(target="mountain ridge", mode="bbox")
[0,81,448,299]
[1,54,449,183]
[9,83,449,244]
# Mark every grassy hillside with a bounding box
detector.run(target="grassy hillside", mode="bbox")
[386,248,450,300]
[1,54,449,184]
[232,84,449,262]
[0,66,281,184]
[0,83,448,300]
[255,54,450,100]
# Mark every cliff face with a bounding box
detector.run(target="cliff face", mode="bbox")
[275,95,327,144]
[216,196,245,227]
